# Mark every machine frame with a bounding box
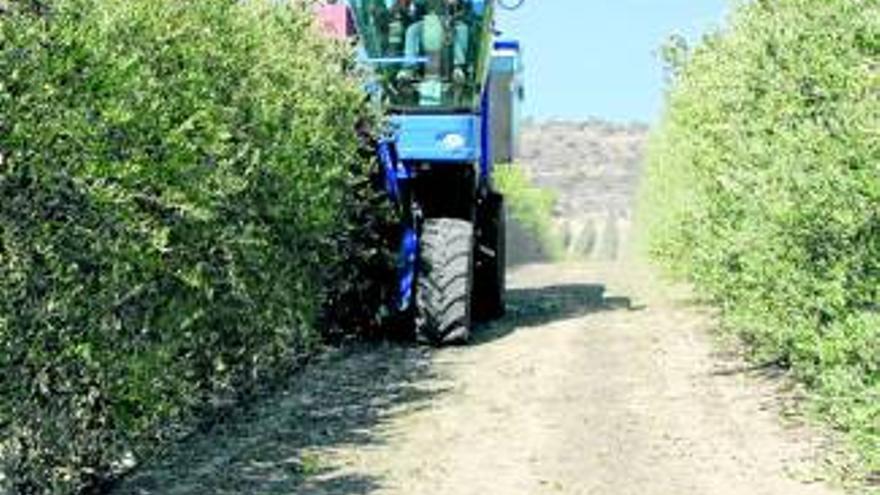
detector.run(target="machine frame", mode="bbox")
[318,0,524,343]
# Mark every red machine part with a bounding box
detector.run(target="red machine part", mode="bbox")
[315,3,355,39]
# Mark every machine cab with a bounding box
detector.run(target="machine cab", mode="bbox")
[348,0,493,112]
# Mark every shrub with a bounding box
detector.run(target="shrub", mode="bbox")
[640,0,879,478]
[494,164,564,260]
[0,0,390,492]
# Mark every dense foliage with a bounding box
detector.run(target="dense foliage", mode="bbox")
[641,0,879,479]
[0,0,393,492]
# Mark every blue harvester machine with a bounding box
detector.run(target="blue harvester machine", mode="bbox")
[319,0,525,344]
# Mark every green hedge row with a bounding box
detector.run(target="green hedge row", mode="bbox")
[640,0,879,478]
[0,0,392,492]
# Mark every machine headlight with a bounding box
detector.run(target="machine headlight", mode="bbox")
[440,133,467,151]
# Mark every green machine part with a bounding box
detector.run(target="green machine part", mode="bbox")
[349,0,495,112]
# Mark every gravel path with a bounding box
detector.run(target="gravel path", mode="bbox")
[112,261,838,495]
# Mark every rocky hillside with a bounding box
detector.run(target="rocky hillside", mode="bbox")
[515,119,649,261]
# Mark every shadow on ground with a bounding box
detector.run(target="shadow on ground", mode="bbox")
[110,344,442,495]
[473,283,635,345]
[111,284,633,495]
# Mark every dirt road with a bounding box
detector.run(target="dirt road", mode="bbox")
[113,121,839,495]
[114,260,837,495]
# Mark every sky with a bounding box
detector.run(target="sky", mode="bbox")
[496,0,729,123]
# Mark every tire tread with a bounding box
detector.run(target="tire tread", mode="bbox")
[416,218,474,345]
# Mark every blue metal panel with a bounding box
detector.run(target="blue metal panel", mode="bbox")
[397,227,418,311]
[391,114,481,163]
[480,86,491,182]
[493,40,520,51]
[376,139,400,201]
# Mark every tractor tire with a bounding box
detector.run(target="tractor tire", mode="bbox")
[416,218,475,345]
[474,193,507,321]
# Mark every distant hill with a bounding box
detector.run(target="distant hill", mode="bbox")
[514,119,649,261]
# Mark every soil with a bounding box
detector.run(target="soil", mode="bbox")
[110,121,840,495]
[112,260,837,495]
